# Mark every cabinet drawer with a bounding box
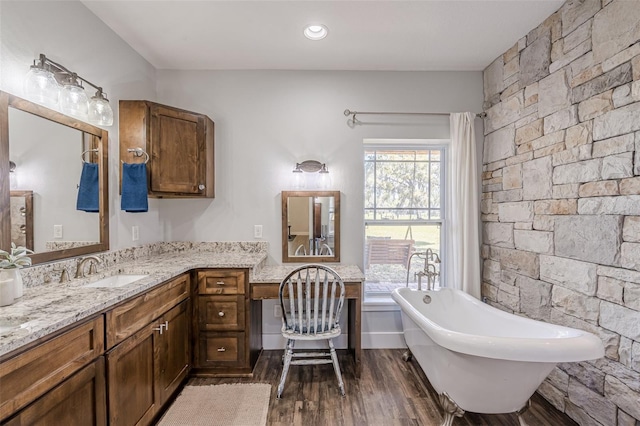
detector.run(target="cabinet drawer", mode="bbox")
[106,273,189,348]
[198,270,245,295]
[0,316,104,421]
[198,296,245,331]
[197,333,245,367]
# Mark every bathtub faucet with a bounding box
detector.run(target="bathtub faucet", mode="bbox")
[424,249,440,290]
[407,249,441,290]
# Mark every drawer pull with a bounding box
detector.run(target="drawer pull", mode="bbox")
[164,320,169,330]
[218,311,225,317]
[216,281,225,286]
[154,325,164,335]
[217,347,226,352]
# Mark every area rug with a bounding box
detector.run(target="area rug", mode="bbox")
[158,384,271,426]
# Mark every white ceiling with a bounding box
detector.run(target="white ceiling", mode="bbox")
[83,0,564,71]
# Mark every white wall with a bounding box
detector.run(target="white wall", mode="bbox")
[0,0,159,251]
[156,70,484,346]
[156,70,484,265]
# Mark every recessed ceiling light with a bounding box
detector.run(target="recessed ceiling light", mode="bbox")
[304,24,328,41]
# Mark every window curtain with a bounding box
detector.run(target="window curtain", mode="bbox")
[444,112,481,299]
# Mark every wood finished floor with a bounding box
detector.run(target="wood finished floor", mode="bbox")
[185,349,577,426]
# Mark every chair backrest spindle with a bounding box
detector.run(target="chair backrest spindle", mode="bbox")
[279,264,345,337]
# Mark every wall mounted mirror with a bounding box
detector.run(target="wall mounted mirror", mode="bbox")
[1,92,109,264]
[282,191,340,263]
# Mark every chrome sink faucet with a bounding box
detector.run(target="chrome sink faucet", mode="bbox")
[75,255,102,279]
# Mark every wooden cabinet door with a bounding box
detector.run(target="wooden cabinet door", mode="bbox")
[0,316,104,421]
[4,357,106,426]
[106,322,160,426]
[158,299,190,405]
[149,104,205,195]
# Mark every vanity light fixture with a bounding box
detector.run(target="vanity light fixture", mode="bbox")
[304,24,328,40]
[292,160,331,189]
[23,54,114,126]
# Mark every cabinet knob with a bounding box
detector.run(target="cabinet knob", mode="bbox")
[218,311,225,317]
[217,347,226,352]
[199,184,205,190]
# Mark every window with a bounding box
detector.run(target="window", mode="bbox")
[364,143,445,296]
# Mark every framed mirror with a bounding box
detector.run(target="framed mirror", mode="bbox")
[282,191,340,263]
[1,92,109,264]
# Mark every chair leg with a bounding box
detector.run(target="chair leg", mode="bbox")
[328,339,345,396]
[277,339,294,398]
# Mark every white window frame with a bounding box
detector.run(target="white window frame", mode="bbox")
[363,139,449,296]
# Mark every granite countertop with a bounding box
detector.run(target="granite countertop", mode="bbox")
[252,264,365,283]
[0,249,364,358]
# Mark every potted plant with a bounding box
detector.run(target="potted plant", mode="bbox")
[0,243,34,299]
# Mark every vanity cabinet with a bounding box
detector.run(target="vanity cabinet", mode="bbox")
[0,316,105,424]
[3,358,106,426]
[119,100,215,198]
[105,273,190,426]
[192,269,261,376]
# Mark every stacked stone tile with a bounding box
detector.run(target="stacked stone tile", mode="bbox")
[481,0,640,424]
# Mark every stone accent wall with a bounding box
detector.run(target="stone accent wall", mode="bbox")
[482,1,640,424]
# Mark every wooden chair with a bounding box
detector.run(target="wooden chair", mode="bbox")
[277,264,346,398]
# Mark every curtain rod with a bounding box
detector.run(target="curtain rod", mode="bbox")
[343,109,487,119]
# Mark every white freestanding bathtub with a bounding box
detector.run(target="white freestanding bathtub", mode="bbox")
[391,287,604,425]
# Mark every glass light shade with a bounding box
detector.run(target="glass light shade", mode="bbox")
[88,94,114,126]
[60,83,89,120]
[23,67,59,107]
[318,171,331,189]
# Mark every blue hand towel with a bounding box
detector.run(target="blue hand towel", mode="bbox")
[76,162,99,212]
[121,163,148,213]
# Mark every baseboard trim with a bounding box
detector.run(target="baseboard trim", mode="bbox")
[362,332,407,349]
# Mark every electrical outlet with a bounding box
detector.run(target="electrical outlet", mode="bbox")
[274,305,282,318]
[254,225,263,239]
[132,225,139,241]
[53,225,63,239]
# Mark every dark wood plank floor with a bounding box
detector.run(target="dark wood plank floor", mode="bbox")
[186,349,577,426]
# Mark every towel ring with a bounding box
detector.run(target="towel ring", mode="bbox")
[81,149,99,163]
[121,147,150,164]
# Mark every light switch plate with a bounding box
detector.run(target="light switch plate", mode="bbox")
[53,225,63,239]
[254,225,263,239]
[132,226,139,241]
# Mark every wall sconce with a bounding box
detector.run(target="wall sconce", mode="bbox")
[292,160,331,189]
[24,54,113,126]
[9,161,17,190]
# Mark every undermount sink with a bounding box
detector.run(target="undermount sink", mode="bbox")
[0,317,29,336]
[83,274,149,288]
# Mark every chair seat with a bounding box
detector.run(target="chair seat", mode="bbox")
[282,326,341,340]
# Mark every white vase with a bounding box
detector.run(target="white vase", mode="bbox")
[0,277,15,306]
[0,268,23,299]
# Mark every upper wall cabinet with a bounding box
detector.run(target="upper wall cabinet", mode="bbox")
[119,101,215,198]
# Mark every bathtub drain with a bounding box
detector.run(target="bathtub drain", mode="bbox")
[423,295,432,304]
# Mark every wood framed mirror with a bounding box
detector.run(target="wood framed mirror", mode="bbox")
[282,191,340,263]
[0,91,109,264]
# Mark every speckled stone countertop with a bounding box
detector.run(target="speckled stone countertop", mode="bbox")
[252,264,365,283]
[0,244,364,358]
